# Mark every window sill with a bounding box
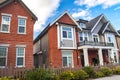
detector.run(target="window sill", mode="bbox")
[0,31,10,33]
[17,33,26,35]
[15,66,25,68]
[0,66,6,68]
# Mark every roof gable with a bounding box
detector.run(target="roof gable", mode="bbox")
[50,11,82,30]
[0,0,37,21]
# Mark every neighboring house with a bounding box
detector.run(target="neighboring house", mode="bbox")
[117,30,120,60]
[0,0,37,69]
[34,11,119,68]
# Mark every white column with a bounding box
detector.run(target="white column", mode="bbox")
[83,48,89,66]
[98,48,104,66]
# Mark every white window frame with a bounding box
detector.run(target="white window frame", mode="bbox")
[62,51,74,68]
[0,13,12,33]
[18,16,27,34]
[16,45,25,67]
[106,33,114,43]
[79,32,89,42]
[0,45,8,68]
[92,33,99,42]
[61,26,73,40]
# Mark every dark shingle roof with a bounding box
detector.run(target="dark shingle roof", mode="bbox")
[85,14,103,30]
[118,30,120,34]
[98,22,109,34]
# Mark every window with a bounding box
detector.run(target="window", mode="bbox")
[62,51,73,68]
[62,27,72,39]
[114,52,117,63]
[107,33,114,43]
[18,18,26,34]
[1,15,11,33]
[79,32,88,42]
[93,34,99,43]
[16,47,25,67]
[0,47,7,67]
[80,23,86,28]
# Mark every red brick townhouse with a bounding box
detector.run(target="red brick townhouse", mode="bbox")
[34,11,119,68]
[0,0,37,69]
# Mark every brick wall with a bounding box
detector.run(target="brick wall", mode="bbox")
[0,1,35,69]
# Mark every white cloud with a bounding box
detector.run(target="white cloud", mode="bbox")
[114,6,120,10]
[74,0,120,9]
[72,9,92,20]
[22,0,60,32]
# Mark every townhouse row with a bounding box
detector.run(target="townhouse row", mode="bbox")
[34,12,120,68]
[0,0,120,69]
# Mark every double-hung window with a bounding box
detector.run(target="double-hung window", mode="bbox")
[18,17,26,34]
[79,32,88,42]
[1,15,11,33]
[107,33,114,43]
[62,51,73,68]
[0,47,7,68]
[16,47,25,67]
[93,34,99,43]
[62,27,72,39]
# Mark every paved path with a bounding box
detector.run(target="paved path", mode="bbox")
[94,75,120,80]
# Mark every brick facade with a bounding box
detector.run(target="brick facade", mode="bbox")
[0,1,36,69]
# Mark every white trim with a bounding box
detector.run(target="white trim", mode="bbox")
[18,17,27,34]
[18,15,27,19]
[0,47,8,68]
[92,33,99,42]
[0,15,11,33]
[0,44,10,47]
[16,45,26,47]
[57,23,60,49]
[78,45,116,49]
[91,15,103,32]
[73,27,77,48]
[16,47,25,68]
[59,47,77,49]
[1,13,12,16]
[102,22,110,34]
[50,11,82,30]
[62,50,74,68]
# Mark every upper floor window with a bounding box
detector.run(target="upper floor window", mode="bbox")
[62,27,72,39]
[80,23,86,28]
[0,47,7,68]
[18,17,26,34]
[107,33,114,43]
[93,34,99,43]
[79,32,88,42]
[16,47,25,67]
[1,15,11,33]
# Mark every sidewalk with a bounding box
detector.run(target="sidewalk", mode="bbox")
[94,75,120,80]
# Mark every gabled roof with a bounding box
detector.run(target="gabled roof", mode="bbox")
[0,0,37,21]
[50,11,82,30]
[85,14,103,31]
[98,22,109,34]
[34,11,82,43]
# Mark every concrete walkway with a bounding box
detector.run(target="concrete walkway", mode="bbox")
[94,75,120,80]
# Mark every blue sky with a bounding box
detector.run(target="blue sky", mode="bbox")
[22,0,120,39]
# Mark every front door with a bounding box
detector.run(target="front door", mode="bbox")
[81,54,84,67]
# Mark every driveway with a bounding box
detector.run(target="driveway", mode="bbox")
[94,75,120,80]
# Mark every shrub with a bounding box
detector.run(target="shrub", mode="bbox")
[25,68,58,80]
[113,66,120,75]
[83,66,96,78]
[74,70,89,80]
[59,70,74,80]
[95,71,105,78]
[100,67,112,76]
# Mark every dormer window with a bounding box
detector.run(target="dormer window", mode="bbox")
[80,23,86,28]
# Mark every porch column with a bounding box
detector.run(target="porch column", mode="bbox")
[98,48,103,66]
[83,48,89,66]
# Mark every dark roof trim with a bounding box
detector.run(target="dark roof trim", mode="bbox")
[0,0,37,21]
[34,24,50,44]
